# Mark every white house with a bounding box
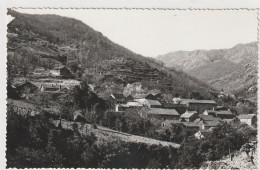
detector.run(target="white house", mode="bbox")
[237,114,257,126]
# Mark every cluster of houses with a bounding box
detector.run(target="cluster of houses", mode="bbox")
[13,65,257,133]
[30,65,72,78]
[107,92,257,132]
[14,78,80,99]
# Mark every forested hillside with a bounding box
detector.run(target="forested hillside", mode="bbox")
[157,42,258,102]
[7,9,217,99]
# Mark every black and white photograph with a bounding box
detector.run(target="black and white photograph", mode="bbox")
[5,7,258,169]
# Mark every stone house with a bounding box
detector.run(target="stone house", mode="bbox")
[237,114,257,126]
[180,111,198,122]
[147,108,180,120]
[181,99,217,114]
[16,81,38,98]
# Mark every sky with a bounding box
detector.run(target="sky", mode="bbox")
[14,9,258,57]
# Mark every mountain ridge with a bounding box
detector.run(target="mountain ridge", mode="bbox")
[157,42,258,102]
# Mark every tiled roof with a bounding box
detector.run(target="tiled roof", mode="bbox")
[148,108,179,116]
[182,122,200,127]
[162,102,187,108]
[198,114,221,121]
[204,120,221,127]
[181,99,216,105]
[237,114,256,119]
[204,110,217,114]
[181,111,197,118]
[17,81,38,89]
[196,119,221,127]
[222,119,234,123]
[119,104,129,107]
[127,102,143,107]
[146,99,162,106]
[216,110,233,115]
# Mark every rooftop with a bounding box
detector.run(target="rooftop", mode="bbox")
[182,122,200,128]
[146,99,162,106]
[162,102,187,108]
[195,119,221,127]
[181,99,216,105]
[198,114,221,121]
[180,111,197,118]
[222,119,235,123]
[237,114,256,119]
[204,110,217,114]
[148,108,179,116]
[216,110,233,115]
[127,102,143,107]
[204,120,221,127]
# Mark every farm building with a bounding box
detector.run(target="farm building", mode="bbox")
[16,81,38,98]
[161,120,199,133]
[180,111,198,122]
[181,122,200,132]
[215,110,234,119]
[203,110,218,116]
[109,93,127,111]
[39,84,67,94]
[161,102,187,114]
[196,114,221,122]
[147,108,180,120]
[203,109,234,119]
[181,99,217,114]
[196,119,222,130]
[237,114,257,126]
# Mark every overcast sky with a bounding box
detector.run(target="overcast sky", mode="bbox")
[14,9,258,57]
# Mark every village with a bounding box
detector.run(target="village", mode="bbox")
[8,62,257,142]
[5,9,258,169]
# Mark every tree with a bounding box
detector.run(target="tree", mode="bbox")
[70,80,107,123]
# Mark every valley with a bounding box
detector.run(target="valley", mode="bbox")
[6,9,258,169]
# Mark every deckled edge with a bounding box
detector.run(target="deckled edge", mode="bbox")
[4,7,260,170]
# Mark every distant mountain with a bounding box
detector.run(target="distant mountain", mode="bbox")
[7,10,217,99]
[157,42,258,102]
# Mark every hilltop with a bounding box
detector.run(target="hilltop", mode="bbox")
[157,42,258,102]
[7,9,217,99]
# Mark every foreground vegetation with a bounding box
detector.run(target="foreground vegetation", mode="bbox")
[7,105,256,168]
[6,9,257,168]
